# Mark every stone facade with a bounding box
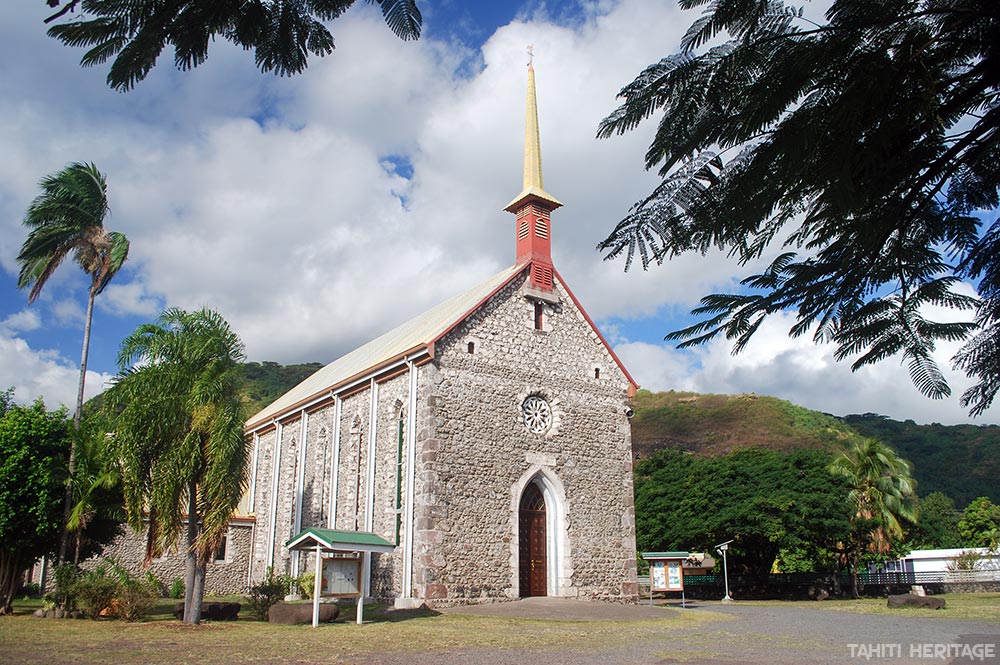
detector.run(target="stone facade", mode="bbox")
[81,519,253,595]
[244,269,639,606]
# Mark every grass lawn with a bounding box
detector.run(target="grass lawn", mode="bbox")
[735,593,1000,624]
[0,597,713,664]
[818,592,1000,623]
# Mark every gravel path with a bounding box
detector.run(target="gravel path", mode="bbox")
[348,599,1000,665]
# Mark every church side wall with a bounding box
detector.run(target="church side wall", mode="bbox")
[411,273,638,604]
[244,374,412,601]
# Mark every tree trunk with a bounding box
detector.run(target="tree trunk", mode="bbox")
[0,549,27,616]
[183,480,199,624]
[189,558,206,626]
[58,290,96,566]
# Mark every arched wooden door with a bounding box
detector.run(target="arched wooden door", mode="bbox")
[519,482,547,597]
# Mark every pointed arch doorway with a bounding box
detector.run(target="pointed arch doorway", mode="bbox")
[518,482,547,597]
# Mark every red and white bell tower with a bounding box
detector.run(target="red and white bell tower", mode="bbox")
[504,58,562,296]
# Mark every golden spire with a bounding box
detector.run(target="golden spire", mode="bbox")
[504,49,562,212]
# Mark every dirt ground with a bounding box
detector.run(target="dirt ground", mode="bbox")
[395,598,1000,664]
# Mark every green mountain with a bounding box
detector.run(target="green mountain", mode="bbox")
[629,389,998,508]
[629,389,863,458]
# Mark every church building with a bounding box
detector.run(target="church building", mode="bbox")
[242,62,640,606]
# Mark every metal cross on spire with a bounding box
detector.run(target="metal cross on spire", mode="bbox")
[527,44,534,66]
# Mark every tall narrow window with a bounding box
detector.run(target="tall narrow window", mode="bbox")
[468,341,475,354]
[534,302,544,330]
[594,368,600,379]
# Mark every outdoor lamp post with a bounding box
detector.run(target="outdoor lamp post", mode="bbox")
[716,540,733,602]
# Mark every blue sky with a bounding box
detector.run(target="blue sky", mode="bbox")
[0,0,996,425]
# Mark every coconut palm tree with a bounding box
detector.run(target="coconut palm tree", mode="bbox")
[830,438,919,597]
[105,308,248,625]
[17,162,130,564]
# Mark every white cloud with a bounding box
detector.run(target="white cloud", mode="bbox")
[0,333,112,412]
[1,309,41,333]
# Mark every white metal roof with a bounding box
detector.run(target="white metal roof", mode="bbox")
[246,264,524,429]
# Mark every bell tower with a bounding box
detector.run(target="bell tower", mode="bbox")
[504,54,562,295]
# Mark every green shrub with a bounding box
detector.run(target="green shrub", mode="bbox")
[75,563,120,619]
[169,577,185,599]
[248,568,291,621]
[20,582,41,598]
[113,571,159,622]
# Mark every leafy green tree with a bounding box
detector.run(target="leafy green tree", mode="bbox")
[44,0,422,91]
[908,492,962,550]
[634,447,853,581]
[598,0,999,416]
[17,162,130,564]
[958,496,1000,550]
[105,308,248,625]
[830,438,918,596]
[0,390,70,615]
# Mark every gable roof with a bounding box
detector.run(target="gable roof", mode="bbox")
[245,261,640,432]
[286,527,395,553]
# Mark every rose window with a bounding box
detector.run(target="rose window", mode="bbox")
[521,396,552,434]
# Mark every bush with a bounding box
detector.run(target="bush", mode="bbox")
[248,568,292,621]
[114,571,159,622]
[169,577,185,599]
[297,572,316,599]
[20,582,40,598]
[75,563,120,619]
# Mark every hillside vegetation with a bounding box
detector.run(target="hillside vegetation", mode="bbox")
[629,390,863,458]
[842,414,999,507]
[630,389,998,508]
[241,361,323,417]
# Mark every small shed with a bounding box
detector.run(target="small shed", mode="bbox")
[287,527,395,626]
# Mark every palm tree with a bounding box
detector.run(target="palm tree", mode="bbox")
[105,308,248,625]
[66,419,121,565]
[17,162,130,565]
[830,438,919,597]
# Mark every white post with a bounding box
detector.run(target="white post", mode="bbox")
[356,590,364,625]
[721,544,732,602]
[312,544,322,628]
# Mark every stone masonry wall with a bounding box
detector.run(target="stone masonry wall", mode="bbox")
[411,271,639,604]
[246,375,411,601]
[83,521,253,595]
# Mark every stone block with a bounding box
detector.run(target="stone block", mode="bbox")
[268,602,340,625]
[887,594,945,609]
[172,601,242,621]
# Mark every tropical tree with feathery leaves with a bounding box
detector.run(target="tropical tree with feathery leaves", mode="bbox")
[17,161,129,565]
[597,0,1000,417]
[105,308,248,625]
[43,0,423,91]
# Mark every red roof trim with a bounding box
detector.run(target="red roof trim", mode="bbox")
[553,266,640,397]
